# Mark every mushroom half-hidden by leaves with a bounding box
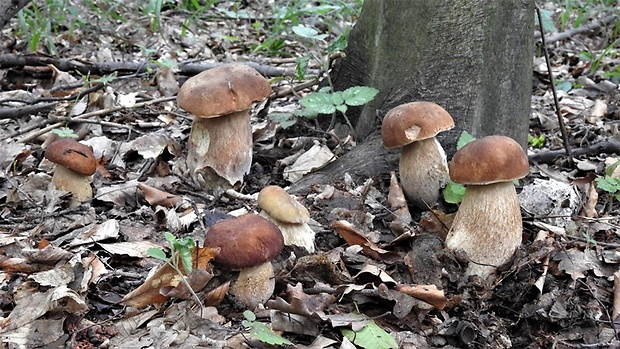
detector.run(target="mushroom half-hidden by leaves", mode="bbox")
[445,135,529,279]
[177,63,271,194]
[381,101,454,209]
[203,213,284,308]
[44,138,97,207]
[257,185,316,253]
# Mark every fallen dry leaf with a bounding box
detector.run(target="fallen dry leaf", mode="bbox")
[137,182,182,207]
[394,284,447,311]
[331,220,401,263]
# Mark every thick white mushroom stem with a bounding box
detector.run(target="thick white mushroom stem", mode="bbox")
[259,212,315,253]
[399,137,449,209]
[229,262,275,308]
[445,182,522,279]
[186,110,252,193]
[52,165,93,206]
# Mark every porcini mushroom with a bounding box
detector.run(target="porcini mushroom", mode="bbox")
[203,213,284,308]
[44,138,96,207]
[177,63,271,193]
[381,101,454,209]
[445,135,529,279]
[258,185,315,253]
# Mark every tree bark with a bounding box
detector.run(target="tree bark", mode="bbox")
[331,0,535,153]
[0,0,31,31]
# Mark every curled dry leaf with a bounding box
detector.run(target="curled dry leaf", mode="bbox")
[330,220,401,263]
[204,281,230,306]
[137,182,182,207]
[266,283,335,320]
[394,284,447,311]
[387,171,412,234]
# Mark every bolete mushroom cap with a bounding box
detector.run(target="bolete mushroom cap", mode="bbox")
[45,138,96,176]
[449,135,529,185]
[258,185,310,224]
[204,213,284,270]
[177,63,272,118]
[381,101,454,149]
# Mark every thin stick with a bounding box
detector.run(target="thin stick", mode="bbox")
[535,4,574,166]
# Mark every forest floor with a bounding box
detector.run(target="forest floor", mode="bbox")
[1,1,620,348]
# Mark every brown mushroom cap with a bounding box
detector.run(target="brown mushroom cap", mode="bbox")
[177,63,271,118]
[45,138,96,176]
[381,101,454,149]
[449,135,529,185]
[204,213,284,270]
[258,185,310,224]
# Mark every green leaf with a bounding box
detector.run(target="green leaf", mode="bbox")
[341,320,398,349]
[164,232,176,243]
[536,9,557,33]
[555,80,573,92]
[596,176,620,193]
[341,86,379,106]
[456,131,475,150]
[605,160,620,176]
[443,181,466,204]
[243,310,256,322]
[268,112,298,129]
[291,25,327,40]
[147,247,168,261]
[299,92,336,114]
[249,322,293,345]
[296,55,310,81]
[331,91,344,106]
[52,127,78,139]
[294,107,319,119]
[336,104,348,114]
[177,246,193,274]
[327,35,348,53]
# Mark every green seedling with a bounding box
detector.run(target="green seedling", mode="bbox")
[442,131,475,204]
[340,319,398,349]
[528,133,545,148]
[52,127,78,139]
[241,310,293,346]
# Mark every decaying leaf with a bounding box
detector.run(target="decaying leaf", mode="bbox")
[137,182,182,207]
[266,283,336,320]
[387,171,412,234]
[331,220,401,263]
[394,284,447,311]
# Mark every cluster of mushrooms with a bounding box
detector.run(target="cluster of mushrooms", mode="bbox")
[381,101,529,279]
[43,63,529,309]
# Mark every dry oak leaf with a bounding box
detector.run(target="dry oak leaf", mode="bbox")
[120,246,219,308]
[266,283,336,320]
[394,284,447,311]
[137,182,182,207]
[331,220,401,263]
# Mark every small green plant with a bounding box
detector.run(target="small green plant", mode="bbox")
[595,176,620,202]
[52,127,78,139]
[528,133,545,148]
[340,319,398,349]
[442,131,475,204]
[241,310,293,346]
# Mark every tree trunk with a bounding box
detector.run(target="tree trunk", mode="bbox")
[331,0,534,152]
[0,0,31,31]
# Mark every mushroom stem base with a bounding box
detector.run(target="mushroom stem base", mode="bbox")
[51,165,93,207]
[445,182,522,279]
[230,262,274,308]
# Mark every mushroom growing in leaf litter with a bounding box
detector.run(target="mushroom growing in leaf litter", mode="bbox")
[381,101,454,209]
[445,135,529,279]
[44,138,97,207]
[177,63,271,193]
[203,213,284,308]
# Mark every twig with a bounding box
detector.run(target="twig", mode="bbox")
[0,54,319,78]
[536,4,574,167]
[534,15,618,44]
[529,138,620,164]
[0,103,55,119]
[12,96,176,142]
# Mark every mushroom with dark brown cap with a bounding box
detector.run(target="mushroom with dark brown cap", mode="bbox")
[381,101,454,209]
[258,185,315,253]
[204,213,284,308]
[177,63,271,193]
[445,135,529,279]
[45,138,97,207]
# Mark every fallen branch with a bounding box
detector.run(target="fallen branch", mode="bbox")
[0,54,319,78]
[534,15,618,44]
[529,138,620,164]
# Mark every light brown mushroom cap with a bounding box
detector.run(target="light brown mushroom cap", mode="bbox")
[203,213,284,270]
[177,63,271,118]
[381,101,454,149]
[45,138,96,176]
[258,185,310,224]
[449,135,529,185]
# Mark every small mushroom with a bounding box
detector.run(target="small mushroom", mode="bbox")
[44,138,96,207]
[445,135,529,279]
[381,101,454,209]
[203,213,284,308]
[257,185,315,253]
[177,63,271,193]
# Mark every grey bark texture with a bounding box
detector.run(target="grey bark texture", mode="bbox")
[331,0,534,152]
[0,0,31,30]
[292,0,534,192]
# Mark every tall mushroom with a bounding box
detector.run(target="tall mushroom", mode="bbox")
[177,64,271,193]
[44,138,96,207]
[204,213,284,308]
[445,135,529,279]
[381,101,454,209]
[258,185,315,253]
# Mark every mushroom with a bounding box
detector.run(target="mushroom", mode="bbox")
[44,138,97,207]
[257,185,315,253]
[381,101,454,209]
[203,213,284,308]
[177,63,271,193]
[445,135,529,279]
